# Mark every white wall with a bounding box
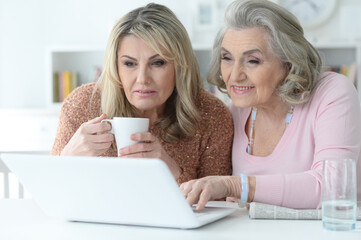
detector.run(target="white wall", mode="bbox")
[1,0,361,108]
[305,0,361,42]
[0,0,5,108]
[0,0,196,108]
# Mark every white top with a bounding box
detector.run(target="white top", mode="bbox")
[0,200,359,240]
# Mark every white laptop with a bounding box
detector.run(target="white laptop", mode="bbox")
[1,153,237,229]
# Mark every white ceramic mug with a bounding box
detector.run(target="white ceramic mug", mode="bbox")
[101,117,149,154]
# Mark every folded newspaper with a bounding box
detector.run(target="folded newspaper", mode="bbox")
[248,202,361,220]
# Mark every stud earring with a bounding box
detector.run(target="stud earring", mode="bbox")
[219,75,223,80]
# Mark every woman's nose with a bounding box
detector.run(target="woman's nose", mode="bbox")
[136,65,151,84]
[229,65,246,82]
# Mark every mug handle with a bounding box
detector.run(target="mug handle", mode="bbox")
[101,119,114,134]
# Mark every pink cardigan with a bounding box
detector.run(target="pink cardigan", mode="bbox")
[231,72,361,209]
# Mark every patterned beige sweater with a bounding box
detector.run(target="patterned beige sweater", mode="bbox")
[51,83,233,184]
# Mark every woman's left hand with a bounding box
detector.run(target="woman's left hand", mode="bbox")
[118,132,181,179]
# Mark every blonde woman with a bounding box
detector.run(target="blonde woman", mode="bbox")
[181,0,361,210]
[51,3,233,184]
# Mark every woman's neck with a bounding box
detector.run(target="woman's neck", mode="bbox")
[255,96,290,122]
[136,107,164,127]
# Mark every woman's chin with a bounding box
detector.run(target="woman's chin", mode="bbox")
[131,102,164,113]
[230,99,252,109]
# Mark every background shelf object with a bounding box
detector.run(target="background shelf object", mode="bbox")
[53,71,78,103]
[47,42,361,108]
[314,42,360,93]
[47,46,105,107]
[47,45,226,106]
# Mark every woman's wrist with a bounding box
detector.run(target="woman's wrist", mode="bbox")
[223,176,243,198]
[248,176,256,202]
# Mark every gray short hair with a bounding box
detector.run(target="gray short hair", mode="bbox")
[208,0,322,104]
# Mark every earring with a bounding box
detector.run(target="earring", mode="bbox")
[219,75,223,80]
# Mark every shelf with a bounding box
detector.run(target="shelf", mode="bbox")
[46,42,361,107]
[47,45,216,107]
[312,41,359,49]
[46,46,105,107]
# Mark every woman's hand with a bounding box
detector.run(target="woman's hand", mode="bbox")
[61,114,114,156]
[118,132,181,179]
[180,176,245,211]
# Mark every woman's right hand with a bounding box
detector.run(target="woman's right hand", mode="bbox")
[180,176,243,210]
[61,113,114,156]
[180,176,256,210]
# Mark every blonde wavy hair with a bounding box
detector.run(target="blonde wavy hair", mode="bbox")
[208,0,322,105]
[96,3,202,142]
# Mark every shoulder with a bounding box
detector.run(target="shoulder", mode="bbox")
[197,89,231,116]
[65,82,98,102]
[315,71,355,92]
[196,89,233,126]
[310,72,358,104]
[303,72,360,120]
[61,82,101,118]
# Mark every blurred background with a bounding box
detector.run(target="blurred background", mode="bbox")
[0,0,360,109]
[0,0,360,198]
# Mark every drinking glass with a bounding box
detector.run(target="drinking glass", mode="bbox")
[322,158,357,231]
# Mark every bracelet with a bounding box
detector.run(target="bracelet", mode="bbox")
[239,174,249,204]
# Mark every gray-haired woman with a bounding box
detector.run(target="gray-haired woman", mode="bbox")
[181,0,361,210]
[51,3,233,184]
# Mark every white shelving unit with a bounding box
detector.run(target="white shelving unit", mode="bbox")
[47,45,217,107]
[47,42,361,108]
[46,46,105,108]
[313,41,361,96]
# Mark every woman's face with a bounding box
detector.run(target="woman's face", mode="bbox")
[117,35,175,114]
[220,28,288,109]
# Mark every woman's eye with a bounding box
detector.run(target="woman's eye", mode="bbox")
[221,56,231,61]
[124,61,135,67]
[153,60,165,66]
[248,59,260,64]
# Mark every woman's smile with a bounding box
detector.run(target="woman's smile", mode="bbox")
[231,85,255,95]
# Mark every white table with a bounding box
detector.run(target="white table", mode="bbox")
[0,200,360,240]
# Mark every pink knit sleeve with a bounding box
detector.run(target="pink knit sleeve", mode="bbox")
[254,74,361,209]
[254,170,323,208]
